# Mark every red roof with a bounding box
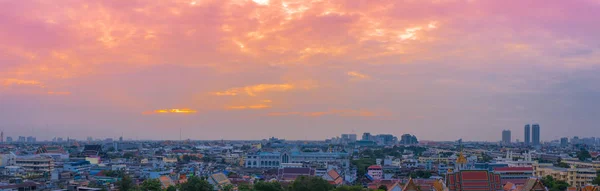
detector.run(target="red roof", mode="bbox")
[493,167,533,171]
[368,165,382,170]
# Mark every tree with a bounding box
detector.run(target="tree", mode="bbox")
[140,179,162,191]
[123,152,136,159]
[179,176,213,191]
[333,186,368,191]
[351,158,376,176]
[593,175,600,185]
[166,185,177,191]
[222,184,234,191]
[289,176,333,191]
[116,175,135,191]
[480,153,493,163]
[556,162,570,168]
[238,184,253,191]
[254,181,284,191]
[378,185,388,190]
[577,149,592,161]
[542,175,570,191]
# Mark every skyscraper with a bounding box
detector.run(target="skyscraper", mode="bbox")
[560,137,568,147]
[524,124,531,145]
[362,132,372,141]
[532,124,540,146]
[502,130,511,144]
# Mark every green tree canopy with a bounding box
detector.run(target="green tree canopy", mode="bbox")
[254,181,284,191]
[116,174,135,191]
[166,185,177,191]
[179,176,213,191]
[333,185,369,191]
[577,149,592,161]
[222,184,234,191]
[289,176,333,191]
[593,174,600,185]
[140,179,162,191]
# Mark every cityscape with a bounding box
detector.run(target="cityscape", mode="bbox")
[1,124,600,191]
[2,0,600,191]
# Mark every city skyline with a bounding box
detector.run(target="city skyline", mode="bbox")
[2,0,600,141]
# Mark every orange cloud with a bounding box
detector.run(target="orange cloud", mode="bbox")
[212,83,294,96]
[268,109,381,117]
[2,79,44,87]
[347,71,370,80]
[47,91,71,95]
[227,104,271,110]
[142,108,198,115]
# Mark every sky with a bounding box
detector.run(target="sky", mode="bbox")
[1,0,600,141]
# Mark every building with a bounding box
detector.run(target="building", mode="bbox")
[64,160,91,175]
[244,149,349,168]
[374,134,397,145]
[348,134,357,143]
[562,160,600,171]
[6,137,12,142]
[0,182,41,191]
[524,124,531,145]
[26,136,36,143]
[15,156,54,176]
[18,136,25,142]
[400,134,419,145]
[322,169,343,185]
[493,167,534,185]
[35,145,69,160]
[208,173,231,189]
[82,145,102,157]
[502,130,511,144]
[362,133,372,141]
[446,170,502,191]
[340,134,357,144]
[277,167,316,181]
[532,124,540,146]
[367,165,383,180]
[561,137,569,147]
[503,178,547,191]
[0,153,17,167]
[534,165,596,187]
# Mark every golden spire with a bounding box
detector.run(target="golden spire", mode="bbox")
[456,151,467,164]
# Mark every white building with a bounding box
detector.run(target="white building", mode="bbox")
[244,149,349,168]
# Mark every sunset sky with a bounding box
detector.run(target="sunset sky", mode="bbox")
[1,0,599,141]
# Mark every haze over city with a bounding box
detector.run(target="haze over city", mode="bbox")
[2,0,600,141]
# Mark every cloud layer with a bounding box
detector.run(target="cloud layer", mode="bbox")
[1,0,600,141]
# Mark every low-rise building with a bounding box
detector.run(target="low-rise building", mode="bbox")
[244,149,349,168]
[562,160,600,171]
[493,167,534,186]
[15,157,54,176]
[367,165,383,180]
[534,165,596,187]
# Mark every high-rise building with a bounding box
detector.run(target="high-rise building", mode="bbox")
[560,137,569,147]
[400,134,418,145]
[524,124,531,145]
[6,137,12,142]
[26,136,36,143]
[349,134,357,142]
[362,132,372,141]
[532,124,540,146]
[502,130,511,144]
